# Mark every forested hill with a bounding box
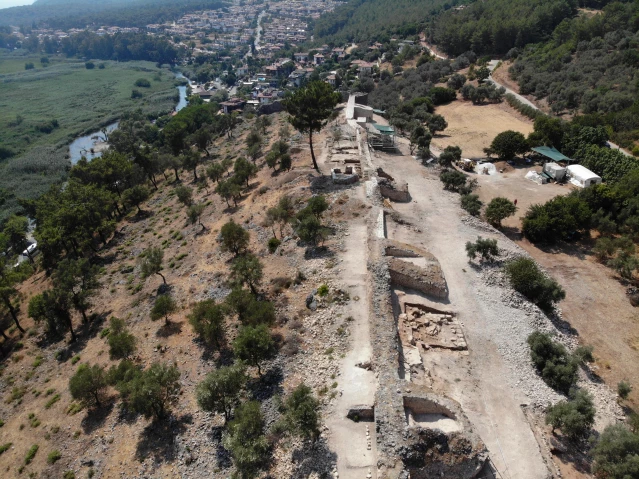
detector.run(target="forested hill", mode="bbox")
[0,0,228,28]
[432,0,576,56]
[312,0,454,45]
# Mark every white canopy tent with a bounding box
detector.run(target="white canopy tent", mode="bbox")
[566,165,602,188]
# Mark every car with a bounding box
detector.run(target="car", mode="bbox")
[22,242,37,257]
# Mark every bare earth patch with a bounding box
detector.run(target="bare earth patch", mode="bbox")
[432,100,534,158]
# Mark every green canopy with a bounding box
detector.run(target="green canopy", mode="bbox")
[531,146,575,163]
[371,124,395,135]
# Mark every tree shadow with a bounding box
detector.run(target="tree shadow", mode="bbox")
[81,400,115,434]
[127,210,154,224]
[135,413,192,464]
[304,246,334,260]
[550,434,594,475]
[247,363,284,402]
[290,438,337,479]
[207,425,232,469]
[156,320,183,338]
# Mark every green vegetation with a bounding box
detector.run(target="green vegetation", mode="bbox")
[461,194,482,217]
[113,361,180,419]
[47,449,62,464]
[140,247,166,284]
[223,401,269,479]
[284,81,341,171]
[188,299,227,348]
[528,331,578,394]
[0,57,178,220]
[593,424,639,478]
[220,220,250,256]
[282,383,321,441]
[196,364,247,422]
[107,317,136,360]
[314,0,449,44]
[0,443,11,455]
[485,197,517,228]
[150,295,177,324]
[24,444,38,464]
[546,389,595,440]
[486,131,529,161]
[229,253,264,295]
[618,381,632,400]
[505,258,565,312]
[0,1,224,30]
[433,0,577,56]
[233,324,276,376]
[69,364,107,407]
[465,237,499,262]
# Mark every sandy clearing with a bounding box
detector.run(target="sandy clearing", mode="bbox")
[432,101,534,158]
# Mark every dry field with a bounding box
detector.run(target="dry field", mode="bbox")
[0,114,369,479]
[431,100,534,158]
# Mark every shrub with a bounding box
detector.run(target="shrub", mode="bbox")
[461,194,482,216]
[465,237,499,262]
[267,237,281,254]
[546,389,595,440]
[522,195,591,244]
[0,443,11,454]
[573,345,594,364]
[527,331,578,393]
[188,299,226,348]
[69,364,107,407]
[150,295,177,324]
[505,258,565,312]
[223,401,269,478]
[317,284,329,297]
[440,170,467,192]
[108,318,136,360]
[283,383,321,440]
[134,78,151,88]
[47,449,62,464]
[593,425,639,478]
[233,324,275,375]
[485,197,517,227]
[439,145,462,167]
[225,288,276,326]
[118,362,180,419]
[85,62,95,69]
[25,444,39,464]
[196,364,247,422]
[63,472,76,479]
[489,130,529,161]
[131,89,143,99]
[618,381,632,400]
[25,62,35,70]
[220,220,250,256]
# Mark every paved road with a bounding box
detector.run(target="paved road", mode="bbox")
[487,60,539,110]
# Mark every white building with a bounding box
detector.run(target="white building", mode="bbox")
[566,165,602,188]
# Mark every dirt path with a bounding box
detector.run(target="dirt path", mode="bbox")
[371,148,550,478]
[326,213,378,479]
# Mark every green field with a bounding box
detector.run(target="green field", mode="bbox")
[0,54,180,220]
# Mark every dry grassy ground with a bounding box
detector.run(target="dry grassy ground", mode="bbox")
[431,99,534,158]
[0,114,368,479]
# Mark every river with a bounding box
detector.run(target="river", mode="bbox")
[69,73,190,164]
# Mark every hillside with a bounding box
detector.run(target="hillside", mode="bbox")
[0,0,227,28]
[312,0,452,45]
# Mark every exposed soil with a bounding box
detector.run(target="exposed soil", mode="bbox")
[432,100,535,158]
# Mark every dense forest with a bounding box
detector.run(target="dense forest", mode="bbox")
[312,0,453,45]
[432,0,577,56]
[510,1,639,149]
[0,0,227,29]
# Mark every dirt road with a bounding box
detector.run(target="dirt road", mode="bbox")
[371,148,551,479]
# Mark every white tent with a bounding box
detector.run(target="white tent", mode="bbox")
[566,165,602,188]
